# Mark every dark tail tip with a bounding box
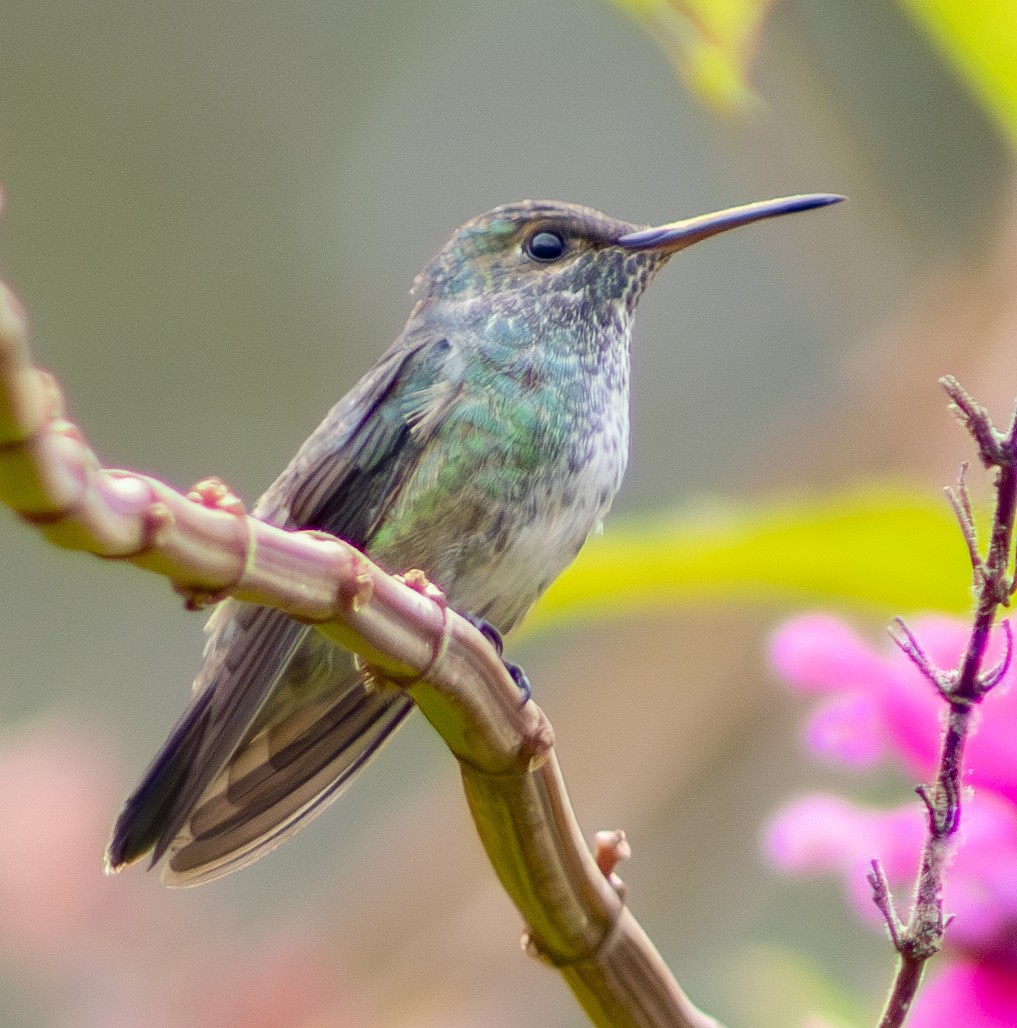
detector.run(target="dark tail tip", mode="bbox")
[105,694,214,873]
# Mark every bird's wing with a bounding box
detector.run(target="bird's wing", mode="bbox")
[160,632,414,884]
[107,324,461,880]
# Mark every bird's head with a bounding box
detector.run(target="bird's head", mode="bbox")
[413,194,843,313]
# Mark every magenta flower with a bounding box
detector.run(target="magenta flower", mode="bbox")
[907,959,1017,1027]
[766,614,1017,1026]
[770,614,1017,800]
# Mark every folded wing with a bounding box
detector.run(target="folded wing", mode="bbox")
[107,325,459,882]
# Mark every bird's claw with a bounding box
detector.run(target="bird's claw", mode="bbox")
[504,660,532,704]
[464,613,531,705]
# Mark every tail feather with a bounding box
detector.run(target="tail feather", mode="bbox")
[107,602,325,872]
[106,601,415,883]
[162,688,412,884]
[105,688,215,871]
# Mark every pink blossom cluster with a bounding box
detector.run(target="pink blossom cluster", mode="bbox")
[765,614,1017,1026]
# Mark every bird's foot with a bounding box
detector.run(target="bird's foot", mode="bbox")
[463,613,532,705]
[504,661,532,705]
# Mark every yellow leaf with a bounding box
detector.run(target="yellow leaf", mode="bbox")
[608,0,775,113]
[525,486,971,634]
[898,0,1017,150]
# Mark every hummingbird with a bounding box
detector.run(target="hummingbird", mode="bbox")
[106,192,842,885]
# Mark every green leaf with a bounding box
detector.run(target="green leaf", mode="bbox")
[726,943,872,1028]
[897,0,1017,152]
[525,486,971,633]
[607,0,775,113]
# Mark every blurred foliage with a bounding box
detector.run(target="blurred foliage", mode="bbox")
[897,0,1017,151]
[528,487,972,634]
[557,0,1016,637]
[611,0,1017,152]
[607,0,774,113]
[730,944,871,1028]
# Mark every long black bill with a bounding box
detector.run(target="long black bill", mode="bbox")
[617,193,844,253]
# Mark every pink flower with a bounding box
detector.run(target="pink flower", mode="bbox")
[767,614,1017,1025]
[0,717,121,966]
[770,614,1017,801]
[0,718,349,1026]
[909,959,1017,1028]
[765,789,1017,957]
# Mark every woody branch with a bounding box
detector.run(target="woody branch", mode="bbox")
[0,270,719,1028]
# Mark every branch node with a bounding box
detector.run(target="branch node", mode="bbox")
[143,500,175,548]
[915,780,959,837]
[520,930,557,967]
[351,572,374,613]
[185,476,247,517]
[594,829,632,900]
[978,618,1013,695]
[392,569,450,686]
[941,375,1008,468]
[170,477,254,610]
[889,618,954,698]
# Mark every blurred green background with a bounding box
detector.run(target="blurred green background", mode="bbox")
[0,1,1013,1025]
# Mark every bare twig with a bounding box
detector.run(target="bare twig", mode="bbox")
[887,617,953,700]
[943,463,984,583]
[0,273,721,1027]
[870,376,1017,1028]
[867,860,904,951]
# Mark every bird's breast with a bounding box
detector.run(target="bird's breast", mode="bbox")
[368,362,629,633]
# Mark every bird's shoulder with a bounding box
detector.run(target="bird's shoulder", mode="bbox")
[253,315,466,530]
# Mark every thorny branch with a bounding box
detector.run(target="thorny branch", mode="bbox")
[873,375,1017,1028]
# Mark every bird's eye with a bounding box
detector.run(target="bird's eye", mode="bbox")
[525,230,566,262]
